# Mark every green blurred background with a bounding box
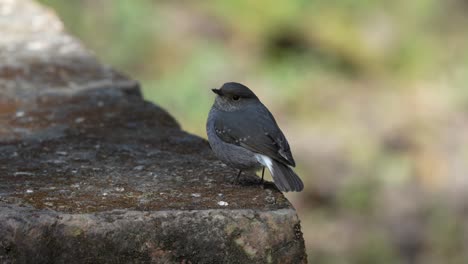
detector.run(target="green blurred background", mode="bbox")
[39,0,468,263]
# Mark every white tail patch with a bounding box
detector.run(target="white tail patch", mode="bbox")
[255,154,274,174]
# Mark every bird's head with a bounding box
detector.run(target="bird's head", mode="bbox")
[211,82,259,111]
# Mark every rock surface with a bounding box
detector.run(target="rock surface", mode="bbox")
[0,0,306,263]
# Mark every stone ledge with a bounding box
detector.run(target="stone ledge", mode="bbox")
[0,0,307,263]
[0,206,304,263]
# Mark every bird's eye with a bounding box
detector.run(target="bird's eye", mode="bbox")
[232,95,240,101]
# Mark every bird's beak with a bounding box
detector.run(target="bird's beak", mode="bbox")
[211,89,223,96]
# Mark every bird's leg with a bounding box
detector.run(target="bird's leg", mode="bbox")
[261,167,265,184]
[236,169,242,183]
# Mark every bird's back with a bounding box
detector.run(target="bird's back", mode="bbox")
[212,103,295,167]
[207,107,262,170]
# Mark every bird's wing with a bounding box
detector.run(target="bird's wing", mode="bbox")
[214,104,296,167]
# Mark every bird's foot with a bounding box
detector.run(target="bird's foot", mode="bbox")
[232,169,242,185]
[259,166,265,187]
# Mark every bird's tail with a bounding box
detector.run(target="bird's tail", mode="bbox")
[269,160,304,192]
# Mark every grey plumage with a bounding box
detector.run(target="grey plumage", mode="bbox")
[206,82,304,192]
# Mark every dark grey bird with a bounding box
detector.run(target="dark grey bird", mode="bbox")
[206,82,304,192]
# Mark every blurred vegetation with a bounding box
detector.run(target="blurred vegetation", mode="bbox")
[39,0,468,263]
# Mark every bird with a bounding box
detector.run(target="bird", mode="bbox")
[206,82,304,192]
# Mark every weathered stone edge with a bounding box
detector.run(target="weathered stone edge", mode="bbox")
[0,204,306,263]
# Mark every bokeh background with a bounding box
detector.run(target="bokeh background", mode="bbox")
[38,0,468,263]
